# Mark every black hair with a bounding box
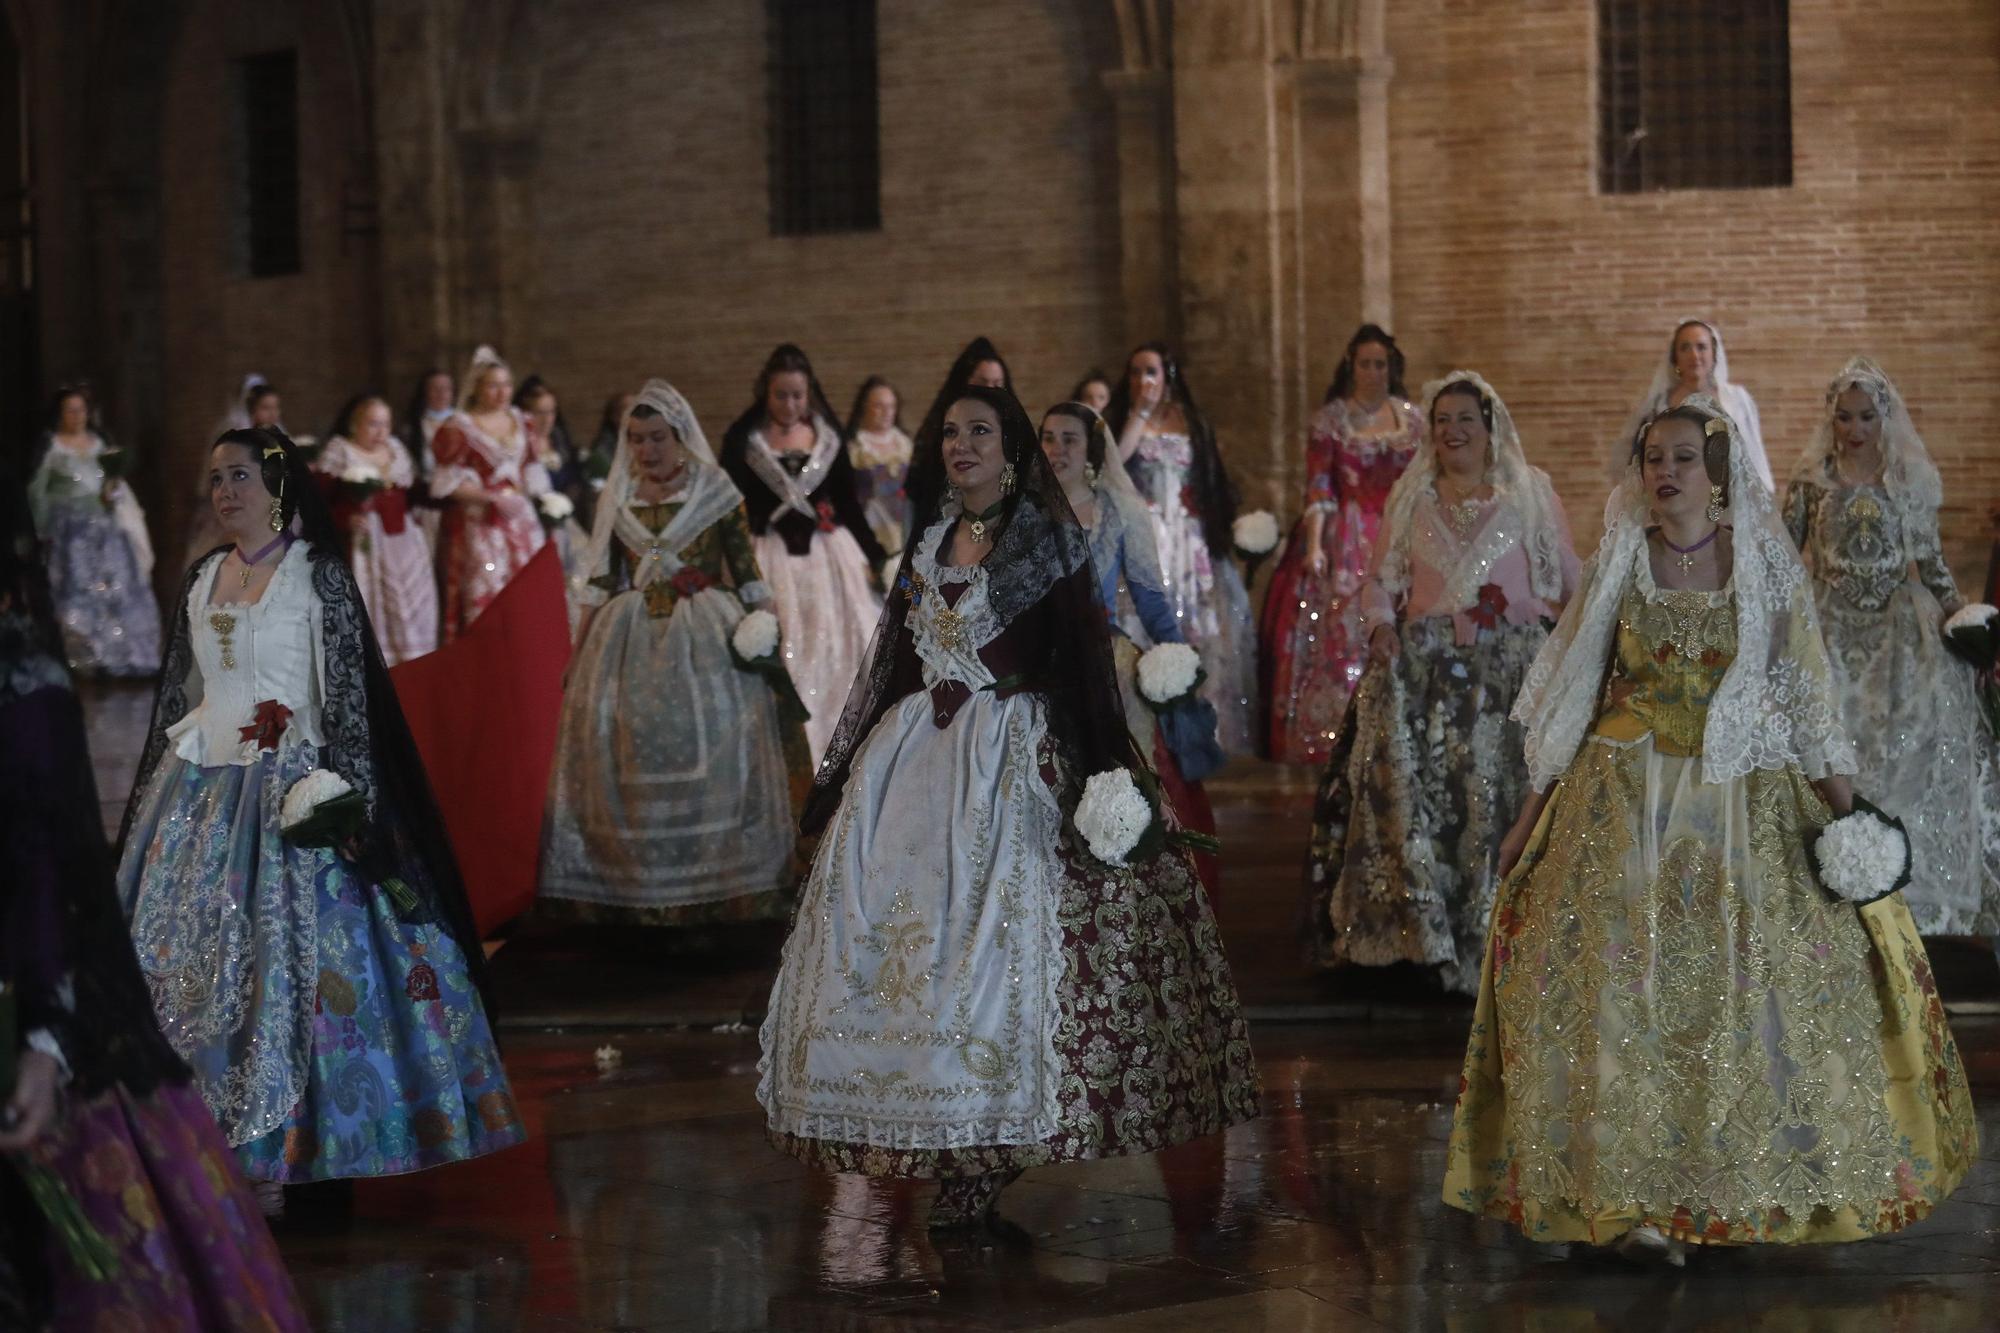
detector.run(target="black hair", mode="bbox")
[1323,324,1408,403]
[724,343,841,443]
[1430,379,1494,433]
[1103,342,1239,554]
[914,337,1014,455]
[1070,369,1112,401]
[906,383,1040,533]
[44,383,97,432]
[1041,400,1112,474]
[844,375,903,438]
[245,380,279,412]
[326,391,392,445]
[210,425,315,533]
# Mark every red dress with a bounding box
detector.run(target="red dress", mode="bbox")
[1257,398,1420,764]
[428,408,549,642]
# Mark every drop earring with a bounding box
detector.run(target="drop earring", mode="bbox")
[268,498,285,532]
[1705,484,1725,524]
[1000,461,1017,496]
[1083,461,1099,486]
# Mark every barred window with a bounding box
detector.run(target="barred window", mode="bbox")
[1598,1,1792,194]
[767,0,880,235]
[232,50,303,276]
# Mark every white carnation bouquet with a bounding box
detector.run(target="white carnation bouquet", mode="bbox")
[1812,796,1912,906]
[337,460,387,499]
[1232,509,1279,560]
[1136,642,1204,711]
[537,491,576,528]
[280,769,366,848]
[1073,766,1221,868]
[729,608,808,725]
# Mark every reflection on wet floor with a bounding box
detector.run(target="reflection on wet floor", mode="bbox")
[74,681,2000,1330]
[270,1021,2000,1332]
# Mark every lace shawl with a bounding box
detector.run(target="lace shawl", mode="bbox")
[1787,356,1945,539]
[1517,393,1857,789]
[1374,370,1568,613]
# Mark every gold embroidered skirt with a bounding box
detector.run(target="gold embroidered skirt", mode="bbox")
[1444,734,1977,1245]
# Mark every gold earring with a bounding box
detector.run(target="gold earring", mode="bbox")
[1000,461,1017,496]
[268,497,285,532]
[1705,484,1725,524]
[1083,461,1099,486]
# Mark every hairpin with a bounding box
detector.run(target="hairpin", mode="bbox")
[1702,417,1729,438]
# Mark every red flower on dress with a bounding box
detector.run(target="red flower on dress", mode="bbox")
[404,962,440,1003]
[814,499,838,533]
[670,566,713,598]
[1178,484,1202,518]
[238,699,292,752]
[1466,583,1509,632]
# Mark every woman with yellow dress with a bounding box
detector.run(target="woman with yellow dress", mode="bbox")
[1444,395,1975,1264]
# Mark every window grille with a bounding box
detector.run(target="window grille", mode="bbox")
[767,0,881,235]
[1599,1,1792,193]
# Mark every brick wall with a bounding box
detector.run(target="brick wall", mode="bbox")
[1382,0,2000,579]
[520,0,1125,446]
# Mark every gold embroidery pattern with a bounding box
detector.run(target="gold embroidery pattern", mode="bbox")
[209,611,239,671]
[1445,731,1973,1244]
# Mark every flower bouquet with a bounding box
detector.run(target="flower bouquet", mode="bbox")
[0,983,120,1282]
[1943,603,2000,735]
[337,461,388,501]
[280,768,366,848]
[1074,766,1221,868]
[730,608,809,726]
[1232,509,1279,577]
[1811,796,1912,907]
[537,491,576,531]
[1135,642,1225,783]
[1136,642,1204,711]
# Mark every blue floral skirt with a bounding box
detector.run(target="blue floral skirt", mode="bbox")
[118,746,525,1182]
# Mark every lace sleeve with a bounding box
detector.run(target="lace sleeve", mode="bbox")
[1907,509,1963,612]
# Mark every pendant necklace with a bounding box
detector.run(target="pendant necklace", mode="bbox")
[966,498,1007,545]
[1661,525,1720,574]
[234,533,290,588]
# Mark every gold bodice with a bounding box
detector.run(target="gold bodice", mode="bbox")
[1592,571,1736,756]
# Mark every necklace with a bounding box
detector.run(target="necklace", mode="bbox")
[1660,525,1720,574]
[965,498,1006,545]
[1434,480,1486,538]
[234,533,290,588]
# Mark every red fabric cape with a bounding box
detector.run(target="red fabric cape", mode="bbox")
[390,543,569,935]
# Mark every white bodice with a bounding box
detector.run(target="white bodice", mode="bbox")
[166,542,327,767]
[316,434,417,488]
[908,517,1000,690]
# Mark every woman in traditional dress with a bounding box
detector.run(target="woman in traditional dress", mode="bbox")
[1785,357,2000,935]
[720,344,885,765]
[402,367,456,479]
[1259,325,1423,764]
[310,394,438,665]
[26,385,162,676]
[0,491,308,1330]
[540,381,809,924]
[758,384,1257,1230]
[1446,396,1975,1262]
[844,376,913,555]
[429,345,551,641]
[1107,344,1259,756]
[1304,371,1580,995]
[116,426,524,1212]
[186,376,286,568]
[1040,400,1222,893]
[1614,318,1771,490]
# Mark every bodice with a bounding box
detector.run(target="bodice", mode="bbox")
[1311,400,1419,509]
[620,500,726,618]
[34,436,112,500]
[1593,567,1737,757]
[1792,483,1956,613]
[165,543,326,767]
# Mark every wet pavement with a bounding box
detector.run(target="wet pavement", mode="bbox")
[78,681,2000,1330]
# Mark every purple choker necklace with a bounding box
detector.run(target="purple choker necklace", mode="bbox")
[1660,525,1720,574]
[233,533,291,587]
